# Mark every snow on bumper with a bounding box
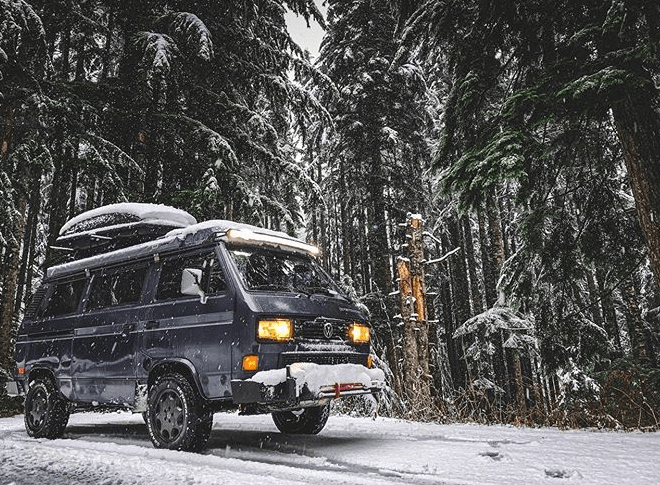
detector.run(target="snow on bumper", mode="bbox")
[230,363,385,405]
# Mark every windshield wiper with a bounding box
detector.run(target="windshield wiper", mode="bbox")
[251,284,295,293]
[299,286,347,300]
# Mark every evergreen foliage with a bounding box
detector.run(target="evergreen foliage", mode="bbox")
[0,0,658,428]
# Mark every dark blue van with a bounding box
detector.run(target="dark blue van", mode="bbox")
[14,204,383,451]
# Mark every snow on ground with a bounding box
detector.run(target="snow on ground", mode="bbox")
[1,411,659,485]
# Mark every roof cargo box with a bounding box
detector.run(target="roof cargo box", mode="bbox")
[54,203,197,260]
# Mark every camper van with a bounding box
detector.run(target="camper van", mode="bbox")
[14,203,383,451]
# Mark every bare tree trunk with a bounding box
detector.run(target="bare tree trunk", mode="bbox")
[408,215,431,402]
[397,258,419,396]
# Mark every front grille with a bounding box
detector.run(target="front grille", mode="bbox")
[296,317,351,341]
[280,352,366,367]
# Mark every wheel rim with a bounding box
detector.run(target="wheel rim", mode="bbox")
[153,389,186,442]
[27,388,47,430]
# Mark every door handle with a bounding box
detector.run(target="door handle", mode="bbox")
[145,320,160,330]
[121,323,135,337]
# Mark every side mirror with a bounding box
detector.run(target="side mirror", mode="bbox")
[181,268,207,304]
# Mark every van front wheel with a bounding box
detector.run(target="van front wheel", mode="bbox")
[272,404,330,435]
[145,374,212,451]
[24,378,69,439]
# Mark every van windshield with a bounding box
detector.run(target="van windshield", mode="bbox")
[227,246,344,298]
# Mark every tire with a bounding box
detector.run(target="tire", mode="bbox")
[272,404,330,435]
[24,378,70,439]
[145,373,213,451]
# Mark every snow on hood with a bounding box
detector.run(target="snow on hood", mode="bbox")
[59,203,197,235]
[249,363,385,394]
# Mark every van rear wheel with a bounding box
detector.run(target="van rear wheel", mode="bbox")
[24,378,70,439]
[272,404,330,435]
[145,373,212,451]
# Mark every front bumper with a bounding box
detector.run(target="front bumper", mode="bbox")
[230,363,384,411]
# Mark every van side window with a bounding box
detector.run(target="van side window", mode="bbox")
[42,279,86,317]
[88,266,147,310]
[157,250,226,300]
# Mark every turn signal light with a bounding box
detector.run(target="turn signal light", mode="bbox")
[348,323,370,344]
[257,318,293,342]
[242,355,259,371]
[17,366,25,375]
[367,354,374,368]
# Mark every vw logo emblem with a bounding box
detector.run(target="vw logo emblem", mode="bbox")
[323,322,334,339]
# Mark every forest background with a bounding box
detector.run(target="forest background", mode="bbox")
[1,0,660,429]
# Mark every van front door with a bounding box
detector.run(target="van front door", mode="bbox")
[140,248,234,399]
[71,264,148,405]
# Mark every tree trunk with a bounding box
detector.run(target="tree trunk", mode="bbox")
[408,215,432,403]
[612,92,660,294]
[596,267,623,357]
[13,169,41,313]
[101,10,115,80]
[1,105,13,160]
[623,279,649,363]
[485,196,512,400]
[487,190,505,278]
[397,258,419,398]
[367,157,390,294]
[0,180,28,370]
[462,215,483,315]
[447,214,470,389]
[478,209,497,307]
[513,352,526,414]
[586,268,604,329]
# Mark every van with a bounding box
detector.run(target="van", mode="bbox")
[14,203,383,451]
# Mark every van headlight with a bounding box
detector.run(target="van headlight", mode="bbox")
[257,318,293,342]
[348,323,370,344]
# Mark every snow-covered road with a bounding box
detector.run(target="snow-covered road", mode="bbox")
[1,411,659,484]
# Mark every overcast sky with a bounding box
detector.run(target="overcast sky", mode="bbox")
[284,3,327,60]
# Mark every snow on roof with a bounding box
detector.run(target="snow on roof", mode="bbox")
[48,217,317,279]
[59,203,197,235]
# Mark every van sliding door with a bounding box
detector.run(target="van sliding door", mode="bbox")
[71,264,148,404]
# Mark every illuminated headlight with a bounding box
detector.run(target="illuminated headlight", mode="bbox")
[257,318,293,342]
[348,323,370,344]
